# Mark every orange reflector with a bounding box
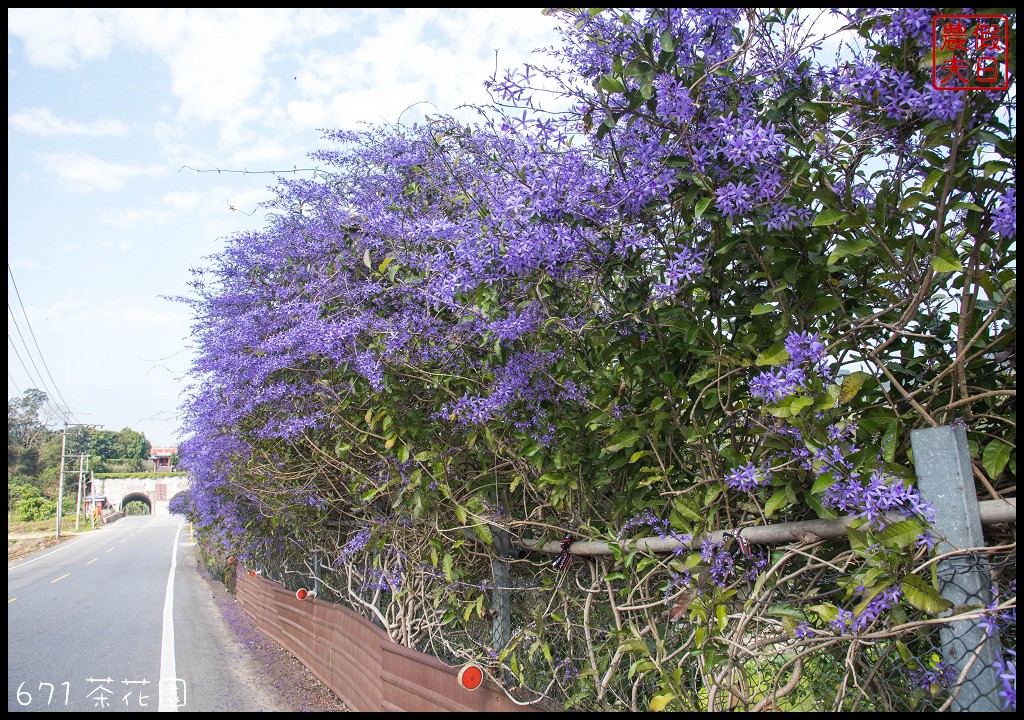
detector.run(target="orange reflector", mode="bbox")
[296,588,308,600]
[458,663,483,691]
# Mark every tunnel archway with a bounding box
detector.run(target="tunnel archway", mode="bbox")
[120,492,152,515]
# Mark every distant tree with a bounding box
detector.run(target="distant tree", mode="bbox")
[85,428,119,460]
[116,428,151,460]
[7,388,55,478]
[7,388,50,446]
[8,478,41,511]
[14,495,56,522]
[123,500,149,516]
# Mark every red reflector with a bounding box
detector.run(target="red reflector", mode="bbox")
[458,664,483,691]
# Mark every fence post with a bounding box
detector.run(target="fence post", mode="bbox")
[314,549,322,596]
[490,527,513,652]
[911,424,1004,712]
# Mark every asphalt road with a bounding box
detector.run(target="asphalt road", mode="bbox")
[8,514,291,712]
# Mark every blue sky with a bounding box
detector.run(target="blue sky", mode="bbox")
[7,8,564,445]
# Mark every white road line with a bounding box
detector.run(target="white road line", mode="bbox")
[159,521,184,712]
[7,535,90,570]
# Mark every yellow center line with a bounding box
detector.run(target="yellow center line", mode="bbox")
[107,547,115,553]
[8,598,17,603]
[87,558,98,565]
[120,538,127,543]
[51,574,70,583]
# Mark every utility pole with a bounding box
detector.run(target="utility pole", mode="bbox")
[74,453,89,532]
[56,426,68,539]
[56,422,102,539]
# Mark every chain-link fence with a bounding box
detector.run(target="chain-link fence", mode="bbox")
[224,514,1013,712]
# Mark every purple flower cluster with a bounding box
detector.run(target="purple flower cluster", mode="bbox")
[441,350,580,430]
[994,649,1017,710]
[698,535,767,587]
[980,581,1017,638]
[784,331,826,366]
[749,331,826,404]
[822,469,934,530]
[907,660,957,692]
[167,13,1012,681]
[618,509,693,548]
[725,463,768,493]
[992,188,1016,240]
[652,246,706,298]
[336,526,372,566]
[831,585,901,633]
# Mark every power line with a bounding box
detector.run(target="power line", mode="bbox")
[7,333,71,424]
[8,371,24,398]
[8,264,81,423]
[8,312,58,402]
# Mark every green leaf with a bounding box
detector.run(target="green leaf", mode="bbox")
[808,296,841,315]
[764,489,789,517]
[878,519,924,550]
[606,430,641,453]
[620,638,650,654]
[659,29,675,53]
[846,525,869,552]
[650,693,676,712]
[473,522,493,545]
[751,302,777,315]
[674,497,704,523]
[442,553,453,581]
[899,192,925,211]
[902,574,953,615]
[827,238,876,265]
[812,208,847,226]
[882,421,898,463]
[694,196,712,220]
[755,341,790,366]
[804,492,837,520]
[982,440,1011,480]
[789,395,815,415]
[810,471,840,494]
[921,168,945,195]
[716,603,728,630]
[838,371,870,404]
[984,160,1012,178]
[930,250,963,273]
[598,74,626,93]
[950,201,985,212]
[809,603,838,623]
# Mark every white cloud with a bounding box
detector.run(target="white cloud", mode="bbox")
[41,150,164,193]
[161,191,203,209]
[286,8,563,131]
[7,257,41,272]
[117,8,340,124]
[7,8,118,68]
[99,208,170,229]
[9,107,128,136]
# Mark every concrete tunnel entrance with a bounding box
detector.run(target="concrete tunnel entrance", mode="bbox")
[119,492,152,515]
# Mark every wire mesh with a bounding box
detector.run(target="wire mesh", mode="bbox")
[227,519,1015,712]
